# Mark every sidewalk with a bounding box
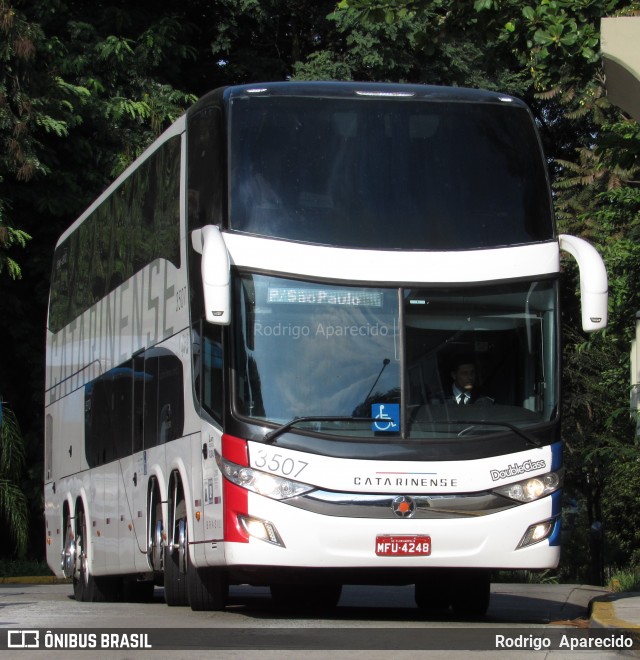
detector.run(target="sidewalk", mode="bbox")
[589,591,640,629]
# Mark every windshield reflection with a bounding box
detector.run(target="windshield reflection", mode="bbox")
[234,275,400,425]
[233,275,557,440]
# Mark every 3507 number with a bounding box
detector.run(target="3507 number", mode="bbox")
[252,449,309,479]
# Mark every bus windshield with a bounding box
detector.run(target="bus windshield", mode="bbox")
[228,95,553,249]
[233,274,558,440]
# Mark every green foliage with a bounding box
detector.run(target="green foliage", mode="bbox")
[608,567,640,592]
[304,0,529,93]
[494,569,560,584]
[0,0,199,283]
[0,404,28,557]
[0,200,31,279]
[0,558,53,577]
[0,559,53,578]
[0,0,638,571]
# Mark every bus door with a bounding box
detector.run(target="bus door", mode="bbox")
[82,365,134,572]
[191,324,225,564]
[108,359,146,572]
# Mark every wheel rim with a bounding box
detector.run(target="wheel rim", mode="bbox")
[177,518,187,575]
[152,520,163,571]
[61,518,76,578]
[79,515,88,586]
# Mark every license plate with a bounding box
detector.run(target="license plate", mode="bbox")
[375,535,431,557]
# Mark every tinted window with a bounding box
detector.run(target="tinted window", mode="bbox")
[84,351,184,466]
[228,97,553,250]
[192,320,223,421]
[49,136,181,333]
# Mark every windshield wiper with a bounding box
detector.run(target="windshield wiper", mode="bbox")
[450,419,541,447]
[263,416,376,445]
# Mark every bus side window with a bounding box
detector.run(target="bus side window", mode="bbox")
[112,364,133,459]
[187,106,224,230]
[133,355,145,454]
[85,362,134,467]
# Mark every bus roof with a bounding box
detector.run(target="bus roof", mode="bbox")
[187,81,529,117]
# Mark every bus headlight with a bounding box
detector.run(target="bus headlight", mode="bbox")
[492,469,563,503]
[216,453,315,500]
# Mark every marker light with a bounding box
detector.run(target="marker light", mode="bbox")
[355,90,415,97]
[216,453,315,500]
[492,470,563,503]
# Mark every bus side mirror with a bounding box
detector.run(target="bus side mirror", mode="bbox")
[559,234,608,332]
[191,225,231,325]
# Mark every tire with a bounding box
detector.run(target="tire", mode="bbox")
[72,506,121,602]
[122,578,155,603]
[187,542,228,611]
[72,507,89,602]
[415,573,451,614]
[270,583,342,610]
[449,569,491,617]
[163,543,188,606]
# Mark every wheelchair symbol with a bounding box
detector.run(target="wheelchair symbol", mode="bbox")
[372,404,399,432]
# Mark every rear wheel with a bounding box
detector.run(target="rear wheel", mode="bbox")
[72,505,120,602]
[61,512,75,579]
[164,544,188,606]
[147,477,164,573]
[164,497,188,606]
[122,577,155,602]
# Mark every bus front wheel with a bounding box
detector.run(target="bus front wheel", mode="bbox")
[186,527,228,611]
[450,569,491,617]
[415,571,451,614]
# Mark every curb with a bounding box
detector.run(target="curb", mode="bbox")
[590,593,640,629]
[0,576,71,585]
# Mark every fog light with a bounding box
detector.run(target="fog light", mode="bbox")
[237,514,285,547]
[516,517,557,549]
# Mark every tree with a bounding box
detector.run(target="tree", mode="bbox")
[0,0,201,561]
[295,0,530,94]
[0,0,638,568]
[0,401,28,557]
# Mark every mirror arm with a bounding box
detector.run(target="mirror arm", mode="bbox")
[559,234,608,332]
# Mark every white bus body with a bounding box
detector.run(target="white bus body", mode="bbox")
[45,82,607,614]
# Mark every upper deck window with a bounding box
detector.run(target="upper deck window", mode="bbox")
[228,95,554,250]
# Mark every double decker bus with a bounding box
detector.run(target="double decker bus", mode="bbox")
[45,82,608,614]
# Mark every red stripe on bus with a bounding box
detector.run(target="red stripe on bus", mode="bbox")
[222,433,249,466]
[223,479,249,543]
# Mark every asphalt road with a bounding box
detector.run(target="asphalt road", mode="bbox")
[1,581,632,659]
